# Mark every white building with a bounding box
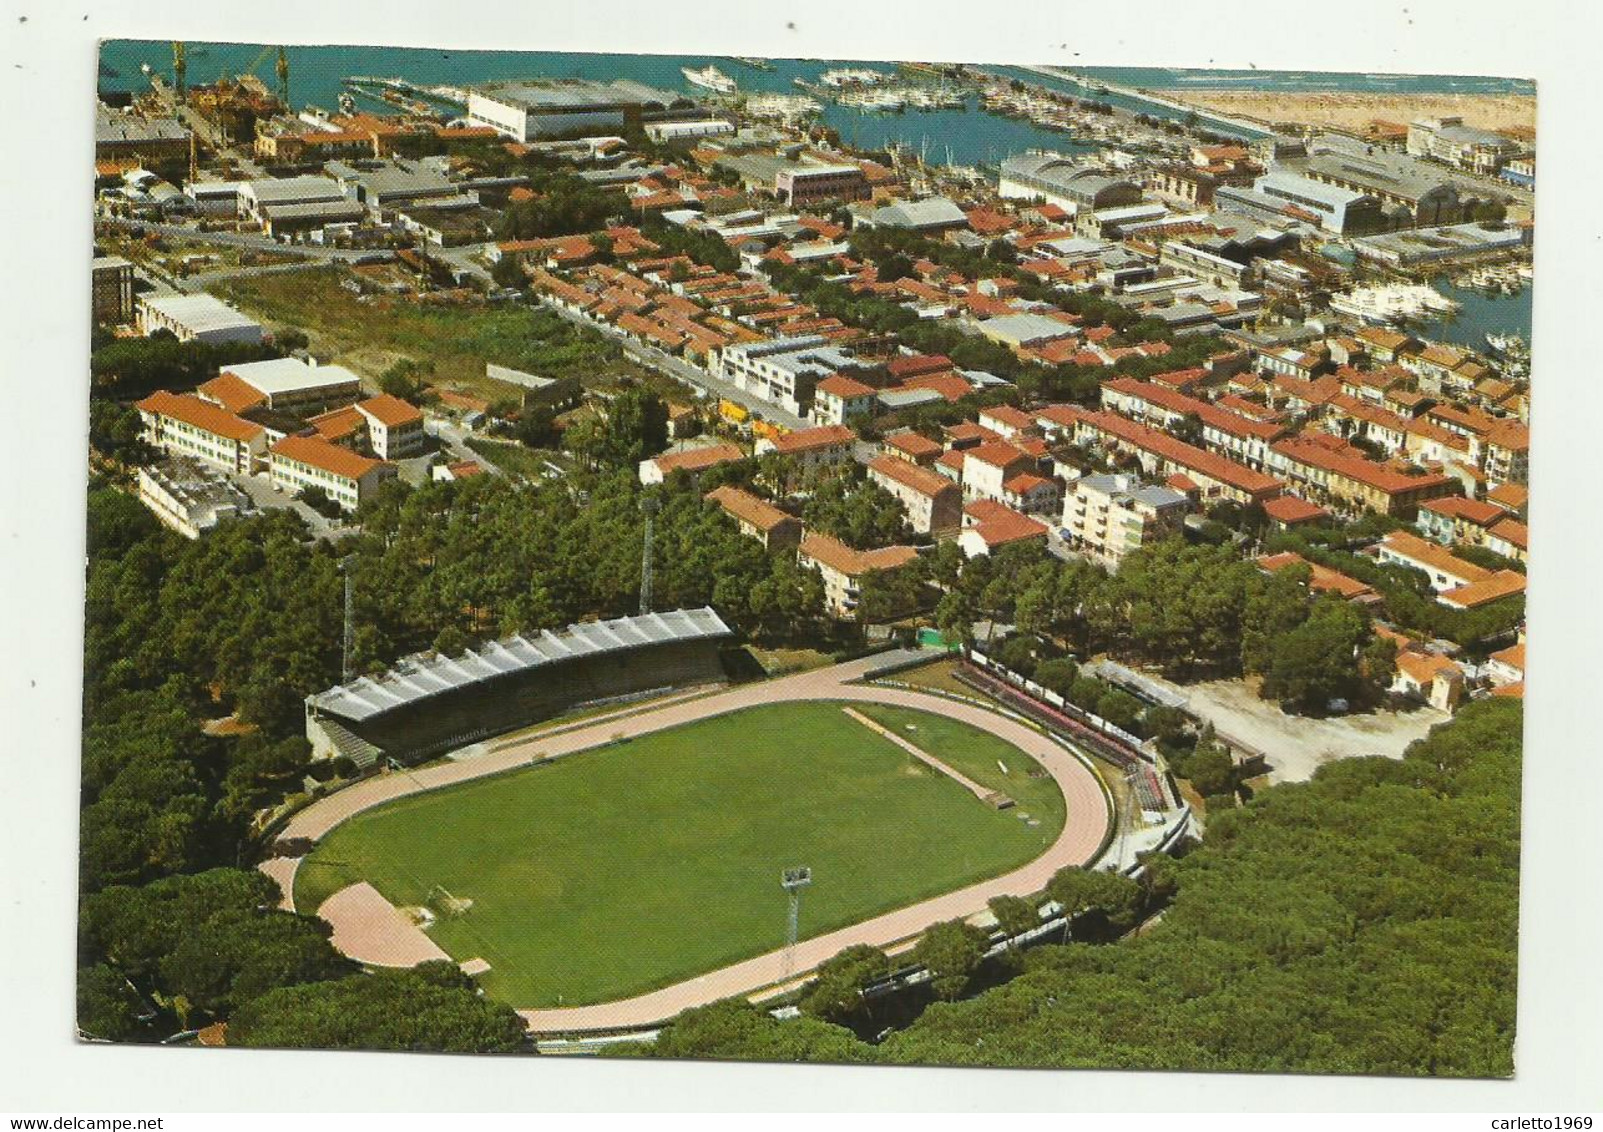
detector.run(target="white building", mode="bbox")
[137,293,263,346]
[268,434,397,512]
[466,79,699,142]
[136,457,258,539]
[714,336,856,418]
[198,357,364,417]
[134,390,268,474]
[1063,473,1190,569]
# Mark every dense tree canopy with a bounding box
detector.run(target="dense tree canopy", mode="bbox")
[228,962,527,1053]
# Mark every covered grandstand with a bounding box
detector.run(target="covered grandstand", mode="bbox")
[305,608,734,768]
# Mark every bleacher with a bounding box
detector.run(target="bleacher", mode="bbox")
[305,609,734,767]
[954,663,1172,813]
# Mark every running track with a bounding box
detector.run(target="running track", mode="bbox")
[262,656,1112,1034]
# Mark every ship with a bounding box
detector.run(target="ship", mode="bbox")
[730,57,774,71]
[1329,283,1460,324]
[682,65,737,94]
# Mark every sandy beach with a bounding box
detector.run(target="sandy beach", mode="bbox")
[1171,89,1535,140]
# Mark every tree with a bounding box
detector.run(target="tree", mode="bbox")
[1047,866,1144,942]
[988,894,1040,942]
[1096,688,1145,735]
[228,963,527,1052]
[89,400,158,468]
[799,944,893,1024]
[912,919,989,1001]
[379,358,433,403]
[77,964,146,1042]
[1033,657,1078,700]
[490,255,527,290]
[514,405,560,450]
[1262,597,1368,713]
[1185,739,1237,798]
[801,475,910,550]
[648,997,866,1062]
[593,387,669,468]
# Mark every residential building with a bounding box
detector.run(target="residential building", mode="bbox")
[268,434,397,512]
[1042,406,1285,506]
[1417,495,1507,546]
[811,374,877,427]
[137,293,263,346]
[866,455,963,536]
[1268,435,1456,517]
[774,163,871,207]
[881,430,943,466]
[797,533,921,620]
[960,442,1034,503]
[1003,473,1062,516]
[704,485,803,550]
[1375,531,1526,607]
[755,424,857,473]
[134,390,268,474]
[1485,641,1525,688]
[958,500,1049,559]
[1392,650,1465,712]
[1262,494,1331,531]
[1257,551,1378,604]
[639,442,746,485]
[1063,473,1189,569]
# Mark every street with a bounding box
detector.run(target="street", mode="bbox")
[531,290,811,430]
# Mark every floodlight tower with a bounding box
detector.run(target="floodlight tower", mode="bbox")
[276,46,291,108]
[780,866,813,976]
[638,495,659,616]
[340,555,357,682]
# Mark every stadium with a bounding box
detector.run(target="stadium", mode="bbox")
[274,612,1128,1033]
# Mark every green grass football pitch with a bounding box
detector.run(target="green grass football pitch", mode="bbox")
[294,700,1065,1007]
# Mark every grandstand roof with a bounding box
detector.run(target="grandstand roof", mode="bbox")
[307,608,734,723]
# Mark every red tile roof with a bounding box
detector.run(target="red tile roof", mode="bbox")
[1263,495,1329,525]
[1274,437,1455,496]
[1076,410,1283,498]
[815,374,875,400]
[767,424,857,454]
[651,443,745,474]
[962,500,1049,547]
[135,390,265,444]
[356,394,423,429]
[197,372,269,414]
[882,430,942,460]
[798,532,920,577]
[1257,551,1375,601]
[868,454,959,499]
[704,485,794,532]
[270,433,387,480]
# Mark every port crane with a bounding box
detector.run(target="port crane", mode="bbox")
[171,42,292,107]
